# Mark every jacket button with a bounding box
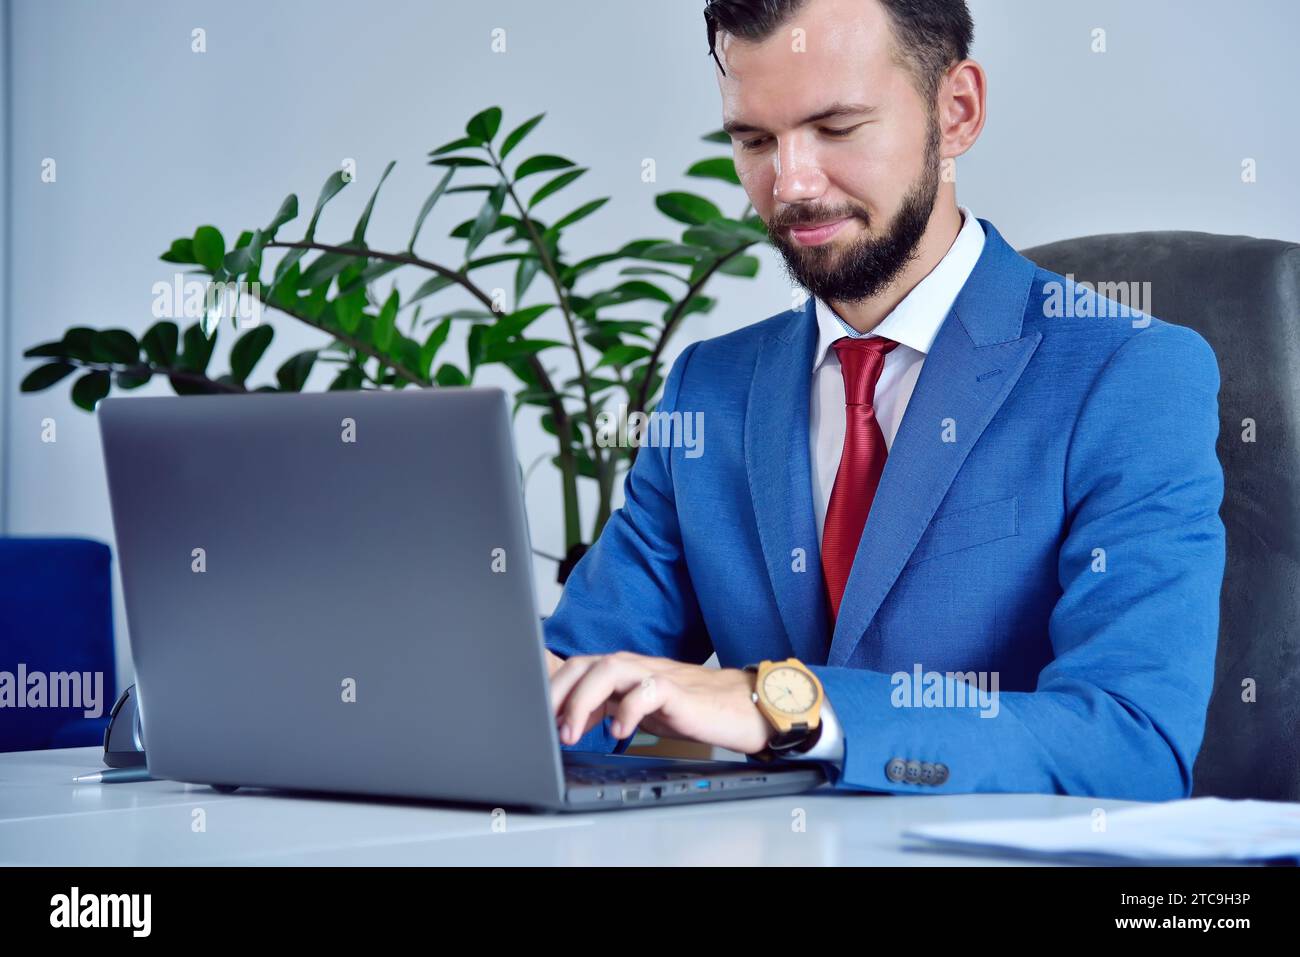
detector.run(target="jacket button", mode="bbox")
[904,760,923,784]
[885,757,907,782]
[919,762,936,785]
[932,763,949,786]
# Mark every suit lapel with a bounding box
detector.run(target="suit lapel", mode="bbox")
[744,296,832,664]
[826,220,1044,666]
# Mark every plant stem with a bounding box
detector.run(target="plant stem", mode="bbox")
[485,146,610,535]
[632,244,749,416]
[268,228,585,550]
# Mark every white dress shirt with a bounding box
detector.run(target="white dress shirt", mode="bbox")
[784,205,986,766]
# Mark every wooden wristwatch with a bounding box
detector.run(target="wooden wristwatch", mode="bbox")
[743,658,824,761]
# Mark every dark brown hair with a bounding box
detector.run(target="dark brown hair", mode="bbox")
[704,0,973,105]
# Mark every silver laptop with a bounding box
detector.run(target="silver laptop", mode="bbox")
[97,387,825,812]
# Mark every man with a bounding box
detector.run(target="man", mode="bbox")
[542,0,1225,799]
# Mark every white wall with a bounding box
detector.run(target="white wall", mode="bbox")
[3,0,1298,687]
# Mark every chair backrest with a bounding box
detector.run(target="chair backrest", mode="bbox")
[1020,230,1300,801]
[0,537,117,752]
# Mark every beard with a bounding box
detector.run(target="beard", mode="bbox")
[767,113,942,305]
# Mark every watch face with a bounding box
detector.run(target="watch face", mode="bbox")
[761,667,817,715]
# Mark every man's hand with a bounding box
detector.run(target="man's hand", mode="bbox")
[548,651,771,755]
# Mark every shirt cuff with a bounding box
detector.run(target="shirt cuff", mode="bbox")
[783,692,845,766]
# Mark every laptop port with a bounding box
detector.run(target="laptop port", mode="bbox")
[622,787,642,802]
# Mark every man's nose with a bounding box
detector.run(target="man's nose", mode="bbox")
[772,136,829,204]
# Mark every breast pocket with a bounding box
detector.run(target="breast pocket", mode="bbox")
[905,495,1019,567]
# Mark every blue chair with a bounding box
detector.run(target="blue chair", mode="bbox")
[0,537,117,752]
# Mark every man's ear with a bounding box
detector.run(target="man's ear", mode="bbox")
[938,60,987,159]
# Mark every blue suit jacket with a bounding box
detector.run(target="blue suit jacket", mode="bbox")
[544,218,1225,800]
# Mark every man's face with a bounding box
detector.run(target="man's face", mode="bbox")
[717,0,943,304]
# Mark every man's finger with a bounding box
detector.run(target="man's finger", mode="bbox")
[610,674,675,739]
[557,656,652,745]
[548,655,604,714]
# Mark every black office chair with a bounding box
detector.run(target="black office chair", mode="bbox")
[1020,229,1300,801]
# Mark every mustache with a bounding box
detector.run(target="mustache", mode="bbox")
[771,208,868,230]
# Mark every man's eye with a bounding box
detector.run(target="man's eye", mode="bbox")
[741,126,859,150]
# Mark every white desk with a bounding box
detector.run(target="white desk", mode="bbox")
[0,747,1147,866]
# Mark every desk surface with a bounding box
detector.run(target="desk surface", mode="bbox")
[0,747,1146,866]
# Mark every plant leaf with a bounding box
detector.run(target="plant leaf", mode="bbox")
[408,165,455,251]
[434,363,468,386]
[418,318,452,379]
[268,170,350,297]
[655,191,723,225]
[223,227,265,276]
[514,154,574,180]
[328,366,366,391]
[333,288,366,334]
[408,273,456,306]
[352,160,396,245]
[466,106,503,144]
[685,157,741,185]
[717,253,760,277]
[141,322,179,366]
[596,344,653,368]
[429,135,479,156]
[264,194,299,240]
[307,170,350,241]
[192,226,225,272]
[115,370,152,390]
[466,181,508,258]
[71,371,111,411]
[589,280,673,309]
[529,168,586,209]
[428,156,492,169]
[617,266,691,285]
[482,339,564,364]
[490,303,554,341]
[59,327,98,361]
[95,329,140,364]
[178,322,216,373]
[21,362,78,392]
[300,250,359,290]
[230,325,274,384]
[160,237,197,264]
[553,197,609,231]
[374,289,399,352]
[276,350,318,392]
[515,256,542,303]
[500,112,545,160]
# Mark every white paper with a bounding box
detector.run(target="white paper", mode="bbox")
[902,797,1300,864]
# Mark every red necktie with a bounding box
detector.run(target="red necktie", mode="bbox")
[821,336,900,622]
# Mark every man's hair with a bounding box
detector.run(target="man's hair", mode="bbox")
[704,0,973,106]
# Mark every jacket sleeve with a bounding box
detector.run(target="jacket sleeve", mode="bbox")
[544,342,715,753]
[807,322,1226,800]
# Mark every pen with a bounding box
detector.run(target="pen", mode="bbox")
[72,767,155,784]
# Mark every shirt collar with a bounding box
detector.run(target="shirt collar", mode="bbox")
[811,205,986,372]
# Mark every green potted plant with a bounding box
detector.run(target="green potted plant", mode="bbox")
[19,107,767,582]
